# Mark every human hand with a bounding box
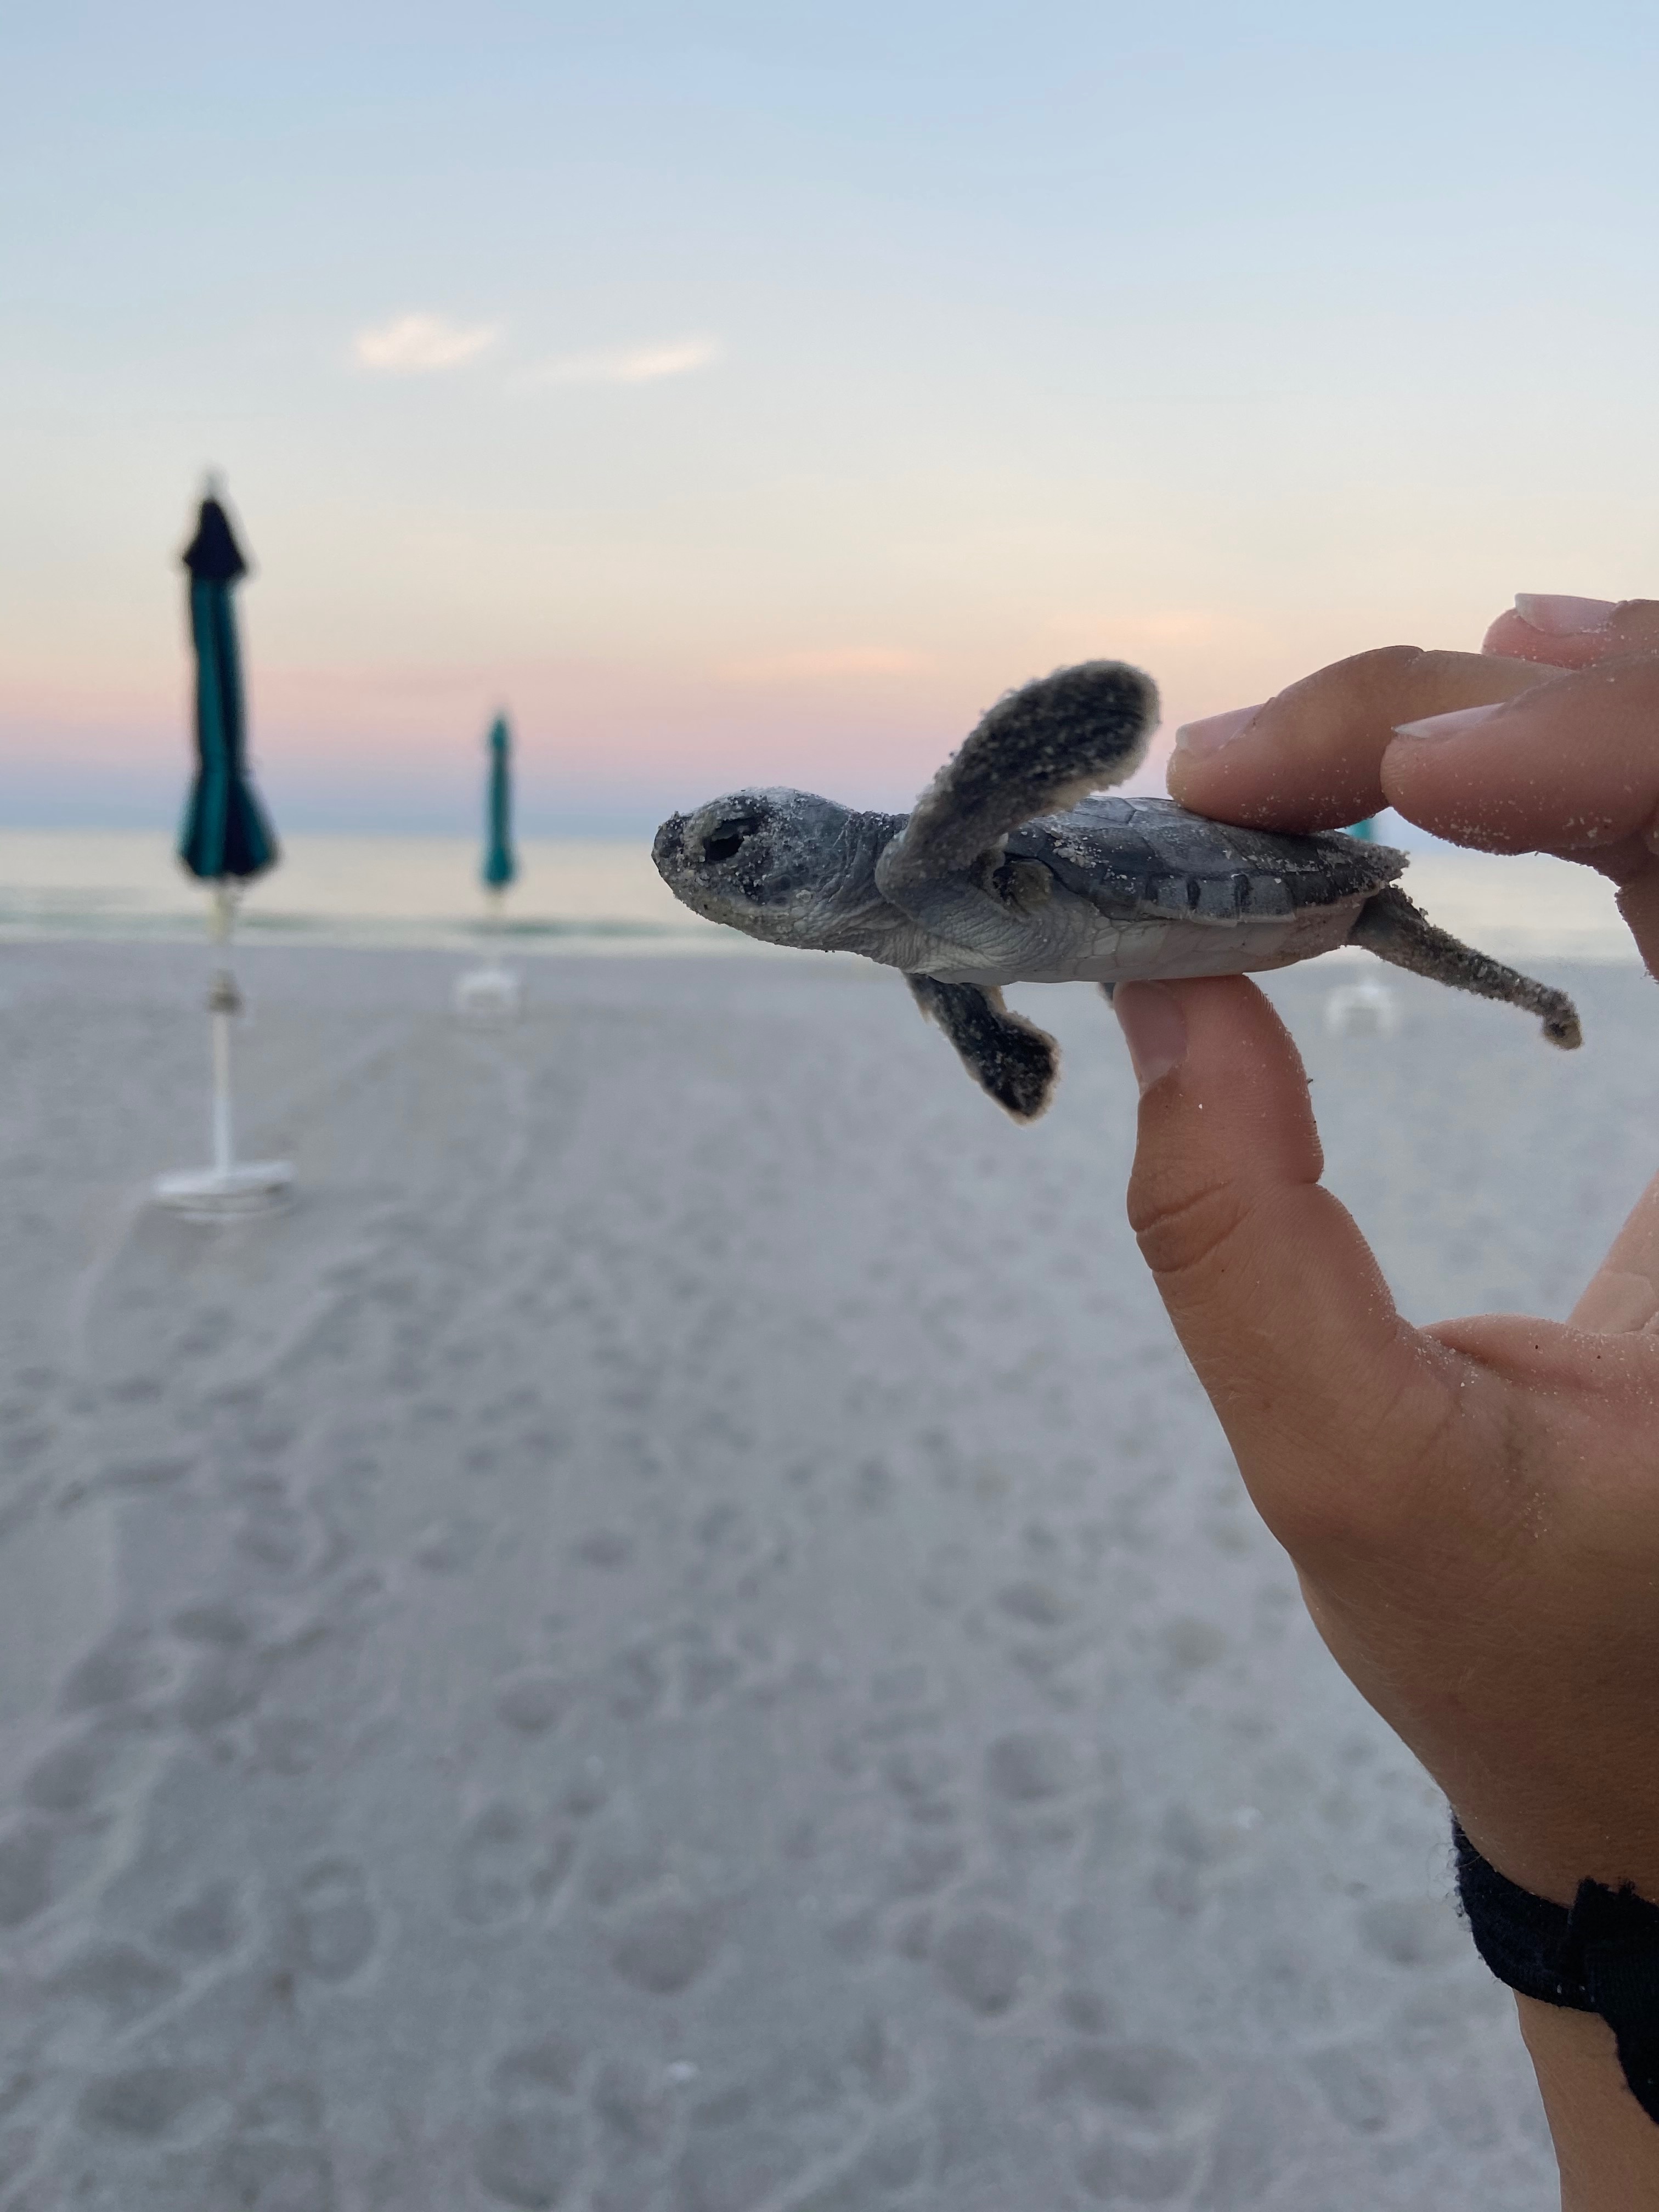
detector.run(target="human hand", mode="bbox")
[1165,595,1659,966]
[1113,599,1659,2189]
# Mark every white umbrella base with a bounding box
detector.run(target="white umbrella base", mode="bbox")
[1324,975,1400,1039]
[152,1160,295,1218]
[453,964,521,1023]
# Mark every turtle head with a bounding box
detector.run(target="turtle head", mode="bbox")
[653,788,898,950]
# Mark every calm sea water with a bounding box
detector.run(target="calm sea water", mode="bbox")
[0,827,1637,962]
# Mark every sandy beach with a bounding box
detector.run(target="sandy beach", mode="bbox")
[1,940,1654,2209]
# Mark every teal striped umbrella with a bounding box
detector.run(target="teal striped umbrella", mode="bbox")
[178,495,278,883]
[482,713,516,891]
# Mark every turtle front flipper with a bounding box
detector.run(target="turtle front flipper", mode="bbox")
[907,975,1058,1121]
[879,662,1159,897]
[1350,885,1582,1048]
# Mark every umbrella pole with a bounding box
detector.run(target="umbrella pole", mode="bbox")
[208,882,241,1177]
[156,876,291,1215]
[454,885,520,1020]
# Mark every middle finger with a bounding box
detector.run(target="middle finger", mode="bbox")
[1168,645,1561,833]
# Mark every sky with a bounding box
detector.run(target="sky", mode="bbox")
[4,1,1659,835]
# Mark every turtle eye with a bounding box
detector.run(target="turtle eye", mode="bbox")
[701,814,763,865]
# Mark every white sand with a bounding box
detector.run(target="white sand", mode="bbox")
[1,942,1653,2209]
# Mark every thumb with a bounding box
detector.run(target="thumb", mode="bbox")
[1114,976,1449,1545]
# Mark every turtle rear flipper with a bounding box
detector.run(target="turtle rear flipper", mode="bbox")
[880,662,1158,895]
[907,975,1059,1120]
[1350,885,1582,1048]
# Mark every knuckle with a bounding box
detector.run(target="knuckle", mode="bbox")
[1344,643,1427,684]
[1256,1357,1460,1565]
[1278,644,1422,720]
[1127,1170,1254,1292]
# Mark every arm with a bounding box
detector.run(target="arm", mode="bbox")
[1117,597,1659,2204]
[1521,2005,1659,2212]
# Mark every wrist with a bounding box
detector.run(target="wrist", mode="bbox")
[1519,1998,1659,2210]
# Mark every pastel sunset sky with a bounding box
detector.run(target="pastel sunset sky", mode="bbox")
[4,0,1657,833]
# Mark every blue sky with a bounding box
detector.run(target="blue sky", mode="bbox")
[4,1,1657,832]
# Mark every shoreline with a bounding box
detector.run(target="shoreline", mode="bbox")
[0,831,1641,963]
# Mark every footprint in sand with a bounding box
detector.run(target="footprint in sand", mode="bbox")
[291,1860,378,1982]
[58,1629,168,1721]
[252,1712,325,1776]
[848,2015,912,2108]
[156,1877,242,1959]
[411,1516,487,1573]
[91,1455,194,1499]
[674,2113,806,2212]
[984,1729,1077,1806]
[53,1943,181,2028]
[574,1528,635,1571]
[235,1498,319,1577]
[676,1630,743,1711]
[175,1642,275,1733]
[1038,2042,1216,2206]
[212,2127,336,2212]
[931,1910,1033,2018]
[1056,1988,1115,2038]
[607,1894,724,1997]
[781,2121,934,2212]
[1191,2086,1283,2208]
[1075,2130,1200,2203]
[493,1669,574,1736]
[603,1645,666,1723]
[473,2034,585,2209]
[882,1834,963,1901]
[208,2070,338,2212]
[878,1742,957,1829]
[453,1802,575,1926]
[591,2056,672,2162]
[75,2064,219,2145]
[23,1724,144,1818]
[1308,2043,1392,2135]
[1356,1895,1466,1970]
[672,2029,928,2212]
[0,1822,54,1929]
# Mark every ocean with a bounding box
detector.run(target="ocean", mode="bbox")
[0,827,1638,963]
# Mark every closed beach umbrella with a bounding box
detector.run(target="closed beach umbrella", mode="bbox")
[454,713,521,1018]
[179,495,278,885]
[154,487,292,1213]
[482,713,516,894]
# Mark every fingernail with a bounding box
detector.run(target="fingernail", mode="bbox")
[1392,701,1508,744]
[1175,703,1265,758]
[1113,981,1188,1092]
[1513,592,1617,637]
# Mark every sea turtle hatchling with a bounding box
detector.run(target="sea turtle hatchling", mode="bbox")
[652,660,1581,1121]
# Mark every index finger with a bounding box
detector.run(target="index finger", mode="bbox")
[1571,1173,1659,1335]
[1167,645,1560,833]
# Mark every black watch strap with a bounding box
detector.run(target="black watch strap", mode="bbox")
[1453,1819,1659,2125]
